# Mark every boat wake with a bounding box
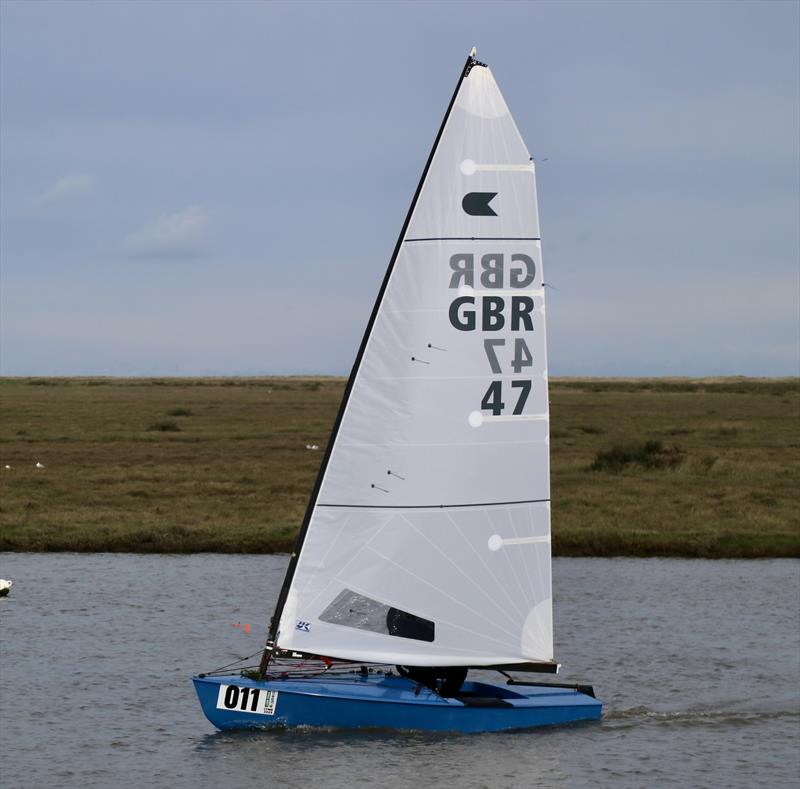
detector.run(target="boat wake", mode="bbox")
[604,705,798,728]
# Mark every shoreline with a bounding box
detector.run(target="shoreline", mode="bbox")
[1,376,798,558]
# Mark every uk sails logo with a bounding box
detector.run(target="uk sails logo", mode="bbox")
[295,620,311,632]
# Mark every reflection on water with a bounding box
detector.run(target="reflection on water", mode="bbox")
[1,554,798,788]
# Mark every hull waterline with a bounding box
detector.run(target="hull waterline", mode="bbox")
[193,672,601,733]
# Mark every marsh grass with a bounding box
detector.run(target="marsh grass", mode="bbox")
[146,420,181,432]
[590,440,684,472]
[577,425,605,435]
[0,376,797,557]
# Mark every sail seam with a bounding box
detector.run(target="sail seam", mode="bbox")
[405,237,541,242]
[336,440,547,447]
[317,498,551,510]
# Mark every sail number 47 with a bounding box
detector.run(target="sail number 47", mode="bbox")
[484,338,532,373]
[482,338,533,416]
[481,380,531,416]
[215,684,278,716]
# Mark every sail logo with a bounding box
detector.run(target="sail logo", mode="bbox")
[462,192,497,216]
[296,620,311,632]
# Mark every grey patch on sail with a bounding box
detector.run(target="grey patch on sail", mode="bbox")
[319,589,435,642]
[462,192,498,216]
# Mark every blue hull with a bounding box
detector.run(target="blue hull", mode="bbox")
[193,672,601,733]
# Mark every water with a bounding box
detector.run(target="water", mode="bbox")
[1,555,797,789]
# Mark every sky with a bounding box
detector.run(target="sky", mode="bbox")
[1,0,798,377]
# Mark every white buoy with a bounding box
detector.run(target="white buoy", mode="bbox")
[3,465,10,470]
[35,462,45,469]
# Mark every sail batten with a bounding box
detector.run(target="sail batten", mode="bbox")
[271,55,554,668]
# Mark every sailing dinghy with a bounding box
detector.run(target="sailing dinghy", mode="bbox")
[194,50,601,733]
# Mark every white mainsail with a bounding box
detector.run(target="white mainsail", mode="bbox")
[274,56,553,668]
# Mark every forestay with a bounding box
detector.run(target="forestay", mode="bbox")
[275,57,553,668]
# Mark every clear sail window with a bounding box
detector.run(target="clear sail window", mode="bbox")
[319,589,435,642]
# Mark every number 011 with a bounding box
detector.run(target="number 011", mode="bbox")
[215,684,278,715]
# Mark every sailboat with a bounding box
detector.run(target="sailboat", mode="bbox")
[194,50,601,733]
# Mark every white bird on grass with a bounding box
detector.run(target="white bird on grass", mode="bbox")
[35,462,45,469]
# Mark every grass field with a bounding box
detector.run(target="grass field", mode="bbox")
[0,377,798,557]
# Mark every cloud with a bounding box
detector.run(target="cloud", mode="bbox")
[123,206,210,259]
[34,173,96,206]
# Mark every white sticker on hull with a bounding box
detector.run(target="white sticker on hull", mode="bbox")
[216,684,278,716]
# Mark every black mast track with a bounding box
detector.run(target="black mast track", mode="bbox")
[259,53,483,675]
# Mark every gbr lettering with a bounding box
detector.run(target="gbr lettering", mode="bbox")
[445,252,537,418]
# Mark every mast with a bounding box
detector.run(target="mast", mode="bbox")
[259,51,483,674]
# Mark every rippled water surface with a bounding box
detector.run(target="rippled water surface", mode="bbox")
[1,555,798,788]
